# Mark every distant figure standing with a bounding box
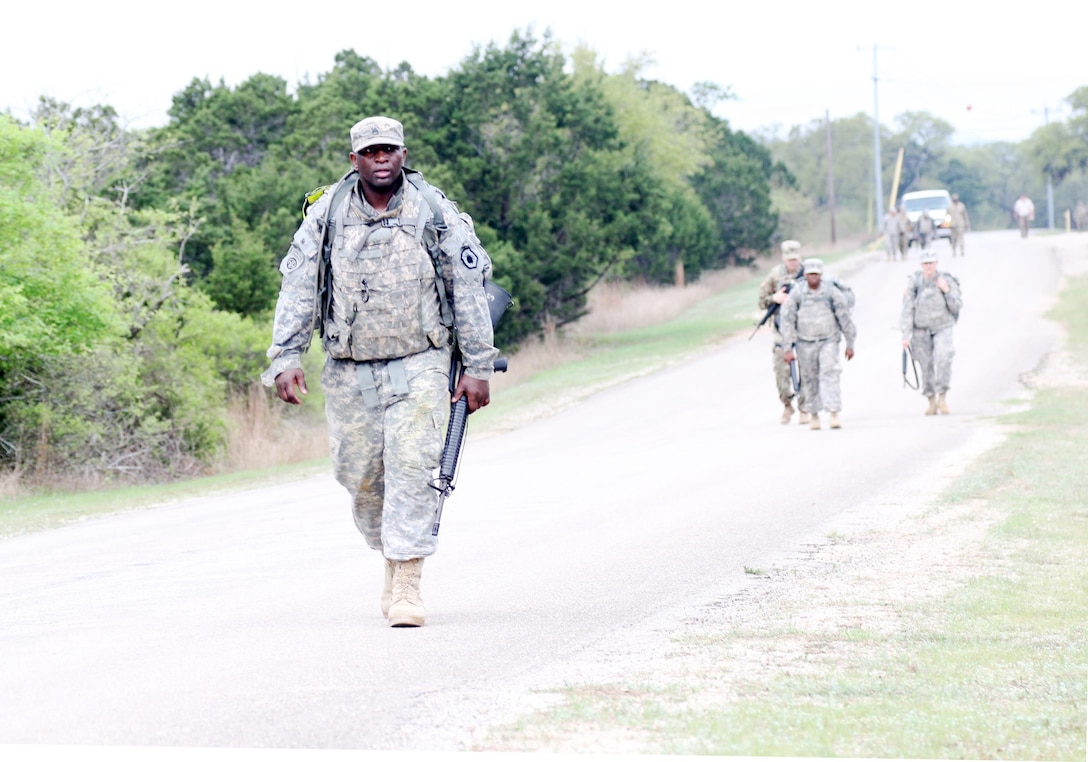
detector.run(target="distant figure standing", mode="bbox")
[948,193,970,256]
[1013,194,1035,237]
[1074,200,1088,231]
[915,209,935,250]
[881,208,900,260]
[897,206,912,258]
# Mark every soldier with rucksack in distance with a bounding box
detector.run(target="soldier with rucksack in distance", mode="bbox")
[900,251,962,415]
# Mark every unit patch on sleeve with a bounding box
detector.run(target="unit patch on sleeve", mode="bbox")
[280,250,304,275]
[460,246,479,270]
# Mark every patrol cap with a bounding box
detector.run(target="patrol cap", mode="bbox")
[350,116,405,152]
[802,257,823,274]
[781,239,801,258]
[920,250,938,264]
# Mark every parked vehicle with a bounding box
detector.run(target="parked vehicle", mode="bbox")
[901,189,952,246]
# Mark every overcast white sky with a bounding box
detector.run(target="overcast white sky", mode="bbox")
[3,1,1082,146]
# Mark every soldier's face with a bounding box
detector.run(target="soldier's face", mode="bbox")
[784,257,800,273]
[351,144,406,189]
[922,262,937,277]
[805,272,821,289]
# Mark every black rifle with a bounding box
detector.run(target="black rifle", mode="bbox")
[748,272,803,340]
[902,346,920,390]
[748,301,781,340]
[431,280,513,536]
[790,357,801,395]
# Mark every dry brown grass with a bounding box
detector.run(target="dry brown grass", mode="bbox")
[217,385,329,472]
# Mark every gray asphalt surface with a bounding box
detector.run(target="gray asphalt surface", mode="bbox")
[0,230,1073,754]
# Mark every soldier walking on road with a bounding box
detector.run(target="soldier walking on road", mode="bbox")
[948,193,970,256]
[781,259,856,430]
[881,208,901,260]
[897,205,912,258]
[1014,193,1035,238]
[915,210,936,250]
[900,251,962,415]
[262,116,499,628]
[757,240,807,424]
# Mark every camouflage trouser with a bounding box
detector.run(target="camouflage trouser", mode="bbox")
[950,227,966,255]
[322,346,451,560]
[795,338,842,414]
[772,343,793,404]
[884,235,898,258]
[911,326,955,397]
[773,343,804,407]
[898,232,910,257]
[1019,217,1030,237]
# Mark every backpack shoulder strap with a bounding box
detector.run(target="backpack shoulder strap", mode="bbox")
[403,167,455,330]
[313,170,357,338]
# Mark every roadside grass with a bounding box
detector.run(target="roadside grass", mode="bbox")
[478,275,1088,759]
[0,458,330,538]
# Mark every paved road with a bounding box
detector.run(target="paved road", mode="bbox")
[0,230,1074,752]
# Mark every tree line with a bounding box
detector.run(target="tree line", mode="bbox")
[1,31,785,483]
[764,90,1088,241]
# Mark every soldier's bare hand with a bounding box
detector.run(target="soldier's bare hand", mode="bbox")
[453,375,490,413]
[845,348,855,360]
[275,369,308,405]
[902,339,911,349]
[936,276,950,293]
[772,291,788,305]
[783,350,796,363]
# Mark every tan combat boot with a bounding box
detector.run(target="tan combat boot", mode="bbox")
[810,412,821,430]
[388,558,425,627]
[937,393,949,415]
[829,411,841,429]
[780,401,794,424]
[798,411,810,425]
[380,557,395,617]
[925,396,938,415]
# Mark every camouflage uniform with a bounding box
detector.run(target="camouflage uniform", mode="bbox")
[900,269,962,398]
[757,261,805,406]
[262,173,498,561]
[948,199,970,256]
[897,208,912,257]
[915,213,935,249]
[780,279,856,415]
[881,211,900,259]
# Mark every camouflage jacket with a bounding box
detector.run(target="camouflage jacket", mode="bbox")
[948,201,970,230]
[757,262,804,341]
[780,280,856,349]
[900,271,962,338]
[262,173,498,385]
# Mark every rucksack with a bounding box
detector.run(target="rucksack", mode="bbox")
[792,277,854,313]
[826,277,855,311]
[911,271,961,321]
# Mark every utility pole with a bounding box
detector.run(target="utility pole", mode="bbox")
[871,43,884,227]
[1045,106,1055,230]
[1033,104,1058,229]
[826,109,837,244]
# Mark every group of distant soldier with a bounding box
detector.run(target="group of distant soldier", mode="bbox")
[881,193,972,262]
[757,238,962,428]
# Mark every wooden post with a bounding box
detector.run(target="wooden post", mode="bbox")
[674,259,686,288]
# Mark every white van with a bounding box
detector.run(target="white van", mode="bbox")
[900,189,952,245]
